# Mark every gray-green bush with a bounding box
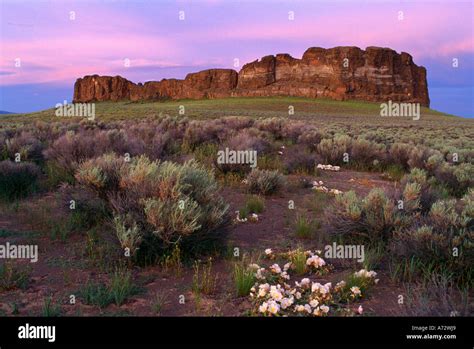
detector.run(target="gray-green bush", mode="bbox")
[75,154,229,261]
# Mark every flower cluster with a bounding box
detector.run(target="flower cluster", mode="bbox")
[317,164,341,171]
[352,269,379,288]
[354,269,378,279]
[265,248,273,257]
[285,249,329,276]
[249,249,379,317]
[332,269,379,302]
[312,180,343,195]
[235,212,259,223]
[306,254,326,268]
[249,213,259,222]
[235,211,248,223]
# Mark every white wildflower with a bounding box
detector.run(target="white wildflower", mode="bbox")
[320,305,330,313]
[270,264,282,274]
[249,264,260,271]
[306,255,326,268]
[259,302,268,313]
[280,297,294,309]
[267,300,280,315]
[270,286,283,301]
[256,268,266,280]
[300,278,311,287]
[295,305,305,312]
[350,286,361,296]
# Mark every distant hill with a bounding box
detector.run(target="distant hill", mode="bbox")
[0,110,16,114]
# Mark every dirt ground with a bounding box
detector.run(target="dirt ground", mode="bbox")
[0,168,406,316]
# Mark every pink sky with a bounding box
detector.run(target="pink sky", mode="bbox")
[1,0,472,85]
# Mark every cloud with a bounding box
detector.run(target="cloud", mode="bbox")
[189,2,473,61]
[0,0,472,87]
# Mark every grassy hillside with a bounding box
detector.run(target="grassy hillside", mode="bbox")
[0,96,463,124]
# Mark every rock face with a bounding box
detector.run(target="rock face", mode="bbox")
[73,46,430,106]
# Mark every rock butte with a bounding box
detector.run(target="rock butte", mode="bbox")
[73,46,430,107]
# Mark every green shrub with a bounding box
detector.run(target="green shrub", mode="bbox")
[362,243,384,270]
[461,189,474,230]
[152,292,168,314]
[244,195,265,214]
[341,273,377,299]
[402,167,428,185]
[233,260,257,297]
[362,189,399,239]
[42,296,62,317]
[402,182,422,213]
[326,189,400,244]
[58,184,110,230]
[453,163,474,196]
[110,269,138,306]
[425,153,444,173]
[75,153,125,199]
[388,256,423,283]
[0,160,40,201]
[294,214,316,239]
[283,146,318,174]
[407,146,433,170]
[76,154,229,261]
[403,272,470,316]
[160,244,183,277]
[350,138,386,170]
[390,196,473,286]
[289,249,308,276]
[257,154,284,172]
[3,132,43,163]
[390,226,448,264]
[193,143,219,169]
[45,160,75,188]
[0,262,31,291]
[80,269,138,307]
[401,168,438,212]
[429,199,460,231]
[388,143,412,169]
[80,281,113,308]
[316,135,352,165]
[246,169,284,195]
[192,258,217,295]
[238,195,265,220]
[113,215,142,257]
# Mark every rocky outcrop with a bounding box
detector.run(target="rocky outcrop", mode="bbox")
[73,46,430,106]
[73,75,133,102]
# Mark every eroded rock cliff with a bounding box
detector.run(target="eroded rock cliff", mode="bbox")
[73,46,429,106]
